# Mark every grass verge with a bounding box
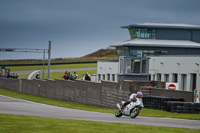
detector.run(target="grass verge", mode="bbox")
[9,63,97,71]
[0,88,200,120]
[18,70,97,79]
[0,114,199,133]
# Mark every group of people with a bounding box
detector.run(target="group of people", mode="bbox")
[81,72,91,81]
[62,71,78,80]
[6,73,18,79]
[62,71,91,81]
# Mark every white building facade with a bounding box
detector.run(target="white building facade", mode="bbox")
[97,56,200,91]
[97,61,118,82]
[149,56,200,91]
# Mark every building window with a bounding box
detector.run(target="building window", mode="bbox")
[181,74,187,91]
[125,59,131,73]
[129,28,157,39]
[132,59,140,73]
[153,74,155,81]
[102,74,105,80]
[130,49,168,57]
[172,73,178,83]
[191,73,197,91]
[112,74,115,81]
[142,60,147,73]
[164,74,169,82]
[157,73,161,81]
[122,58,149,74]
[107,74,110,81]
[98,74,101,82]
[119,59,124,74]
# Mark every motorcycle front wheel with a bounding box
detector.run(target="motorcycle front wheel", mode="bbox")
[115,109,123,117]
[130,107,140,118]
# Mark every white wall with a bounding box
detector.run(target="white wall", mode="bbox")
[97,56,200,91]
[97,61,118,82]
[149,56,200,91]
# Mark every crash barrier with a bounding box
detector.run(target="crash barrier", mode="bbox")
[0,78,194,109]
[143,96,200,114]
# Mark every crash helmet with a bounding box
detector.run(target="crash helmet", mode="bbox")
[137,92,143,98]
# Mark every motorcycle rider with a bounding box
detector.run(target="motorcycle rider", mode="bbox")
[121,91,143,111]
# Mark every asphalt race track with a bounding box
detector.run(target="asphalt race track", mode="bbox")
[0,95,200,129]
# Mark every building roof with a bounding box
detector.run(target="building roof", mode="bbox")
[121,23,200,30]
[111,39,200,48]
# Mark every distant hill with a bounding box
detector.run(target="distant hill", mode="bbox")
[81,49,118,60]
[0,49,118,65]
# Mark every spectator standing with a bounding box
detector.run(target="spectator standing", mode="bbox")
[73,72,78,80]
[81,74,85,80]
[85,72,91,81]
[68,72,74,80]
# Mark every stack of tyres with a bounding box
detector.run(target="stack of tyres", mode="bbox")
[183,102,193,113]
[161,97,169,110]
[142,96,200,114]
[163,98,174,111]
[150,96,162,110]
[173,98,184,102]
[151,96,156,109]
[177,106,184,113]
[171,102,184,113]
[156,97,162,110]
[164,101,172,112]
[191,103,200,114]
[142,96,151,109]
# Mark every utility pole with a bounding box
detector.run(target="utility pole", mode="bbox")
[47,41,51,79]
[43,49,45,79]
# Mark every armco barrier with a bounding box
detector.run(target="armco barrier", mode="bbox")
[0,78,194,108]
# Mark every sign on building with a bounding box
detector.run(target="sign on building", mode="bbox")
[165,82,179,90]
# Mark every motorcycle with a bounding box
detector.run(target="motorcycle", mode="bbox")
[115,98,144,118]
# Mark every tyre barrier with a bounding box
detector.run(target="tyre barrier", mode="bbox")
[142,96,200,114]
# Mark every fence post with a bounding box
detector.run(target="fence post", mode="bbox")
[19,79,22,92]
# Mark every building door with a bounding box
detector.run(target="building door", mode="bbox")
[181,74,187,91]
[191,73,197,91]
[172,73,178,83]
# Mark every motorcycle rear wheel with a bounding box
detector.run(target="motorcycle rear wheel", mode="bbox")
[130,107,140,118]
[115,109,123,117]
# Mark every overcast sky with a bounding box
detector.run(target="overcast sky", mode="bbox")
[0,0,200,60]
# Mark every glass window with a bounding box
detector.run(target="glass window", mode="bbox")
[172,73,178,83]
[119,59,124,74]
[132,59,140,73]
[112,74,115,81]
[130,50,142,57]
[165,74,169,82]
[134,29,156,39]
[157,73,161,81]
[103,74,105,80]
[98,74,101,81]
[107,74,110,81]
[182,74,187,91]
[142,60,147,73]
[125,59,131,73]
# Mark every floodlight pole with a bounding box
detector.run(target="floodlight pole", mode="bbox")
[43,49,45,79]
[47,41,51,79]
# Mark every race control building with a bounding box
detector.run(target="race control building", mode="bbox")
[97,23,200,91]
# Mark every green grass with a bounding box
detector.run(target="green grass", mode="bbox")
[1,114,199,133]
[9,63,97,71]
[18,70,97,79]
[0,88,200,120]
